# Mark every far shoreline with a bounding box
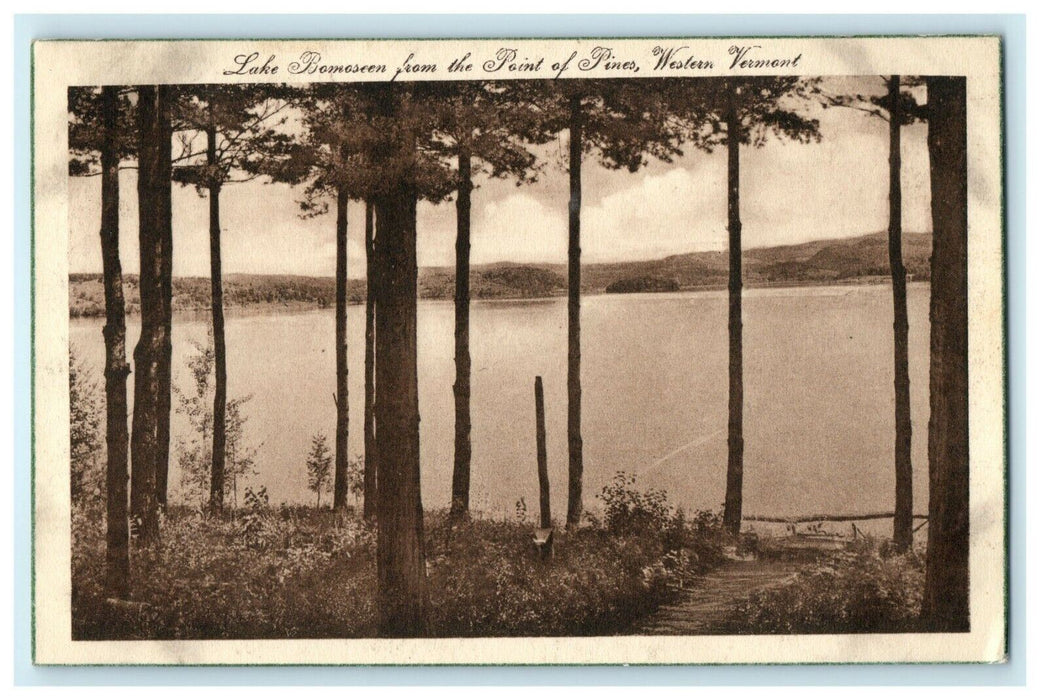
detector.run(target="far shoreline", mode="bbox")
[69,276,929,321]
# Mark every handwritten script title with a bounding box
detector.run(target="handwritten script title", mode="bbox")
[221,45,803,81]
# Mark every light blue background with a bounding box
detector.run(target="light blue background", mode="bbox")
[13,13,1026,686]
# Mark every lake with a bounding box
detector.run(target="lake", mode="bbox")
[70,283,931,523]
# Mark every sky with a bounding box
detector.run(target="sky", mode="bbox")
[67,77,931,278]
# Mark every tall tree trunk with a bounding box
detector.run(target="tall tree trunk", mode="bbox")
[888,75,914,549]
[332,178,350,510]
[363,199,377,521]
[154,85,174,509]
[130,85,164,542]
[534,376,551,530]
[207,121,228,515]
[723,85,745,536]
[99,85,130,597]
[450,146,473,519]
[374,177,429,637]
[922,76,969,632]
[565,94,584,528]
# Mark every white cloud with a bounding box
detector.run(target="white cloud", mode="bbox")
[471,192,567,264]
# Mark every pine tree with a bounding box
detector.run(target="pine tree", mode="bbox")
[669,77,821,535]
[427,81,544,519]
[922,76,969,632]
[68,85,135,595]
[129,84,174,543]
[527,77,683,526]
[822,77,926,549]
[172,84,292,514]
[259,83,456,635]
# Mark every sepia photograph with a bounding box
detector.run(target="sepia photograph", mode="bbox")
[31,36,1006,665]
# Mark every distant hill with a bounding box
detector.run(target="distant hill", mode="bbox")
[419,264,566,300]
[582,231,930,292]
[69,232,930,317]
[69,273,359,318]
[606,276,681,294]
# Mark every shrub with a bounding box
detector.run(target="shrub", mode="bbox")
[72,504,379,640]
[425,514,675,636]
[69,347,103,506]
[71,472,725,639]
[305,433,333,509]
[592,471,725,569]
[725,540,925,634]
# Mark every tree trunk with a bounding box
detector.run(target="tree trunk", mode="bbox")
[723,85,745,536]
[534,376,551,530]
[887,75,914,550]
[332,178,350,510]
[565,94,584,528]
[922,76,969,632]
[363,199,378,521]
[154,85,173,509]
[129,85,164,542]
[374,152,429,637]
[207,121,228,515]
[99,85,130,597]
[450,146,473,519]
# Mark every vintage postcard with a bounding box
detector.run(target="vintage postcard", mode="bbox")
[32,36,1005,665]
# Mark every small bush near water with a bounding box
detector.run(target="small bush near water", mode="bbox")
[72,471,723,639]
[724,540,925,634]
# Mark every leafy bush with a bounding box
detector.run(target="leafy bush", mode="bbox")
[425,514,685,636]
[305,433,333,509]
[69,347,103,506]
[73,504,378,640]
[72,471,725,639]
[423,473,725,637]
[592,471,724,568]
[724,540,925,634]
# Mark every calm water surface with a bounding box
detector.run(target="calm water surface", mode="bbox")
[70,284,931,520]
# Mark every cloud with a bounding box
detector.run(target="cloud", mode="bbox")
[471,193,567,264]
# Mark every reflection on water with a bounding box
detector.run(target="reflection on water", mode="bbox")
[70,284,930,520]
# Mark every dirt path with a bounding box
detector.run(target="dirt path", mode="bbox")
[632,558,801,635]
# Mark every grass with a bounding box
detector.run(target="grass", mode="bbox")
[71,477,725,640]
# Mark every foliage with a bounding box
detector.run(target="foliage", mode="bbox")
[238,486,276,549]
[724,540,925,634]
[72,504,379,640]
[170,84,295,195]
[71,472,725,639]
[173,335,259,507]
[69,347,103,505]
[67,86,136,176]
[425,80,546,186]
[665,77,822,152]
[592,471,724,565]
[258,83,458,215]
[521,78,684,173]
[305,433,333,508]
[347,454,365,503]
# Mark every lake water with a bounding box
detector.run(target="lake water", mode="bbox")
[70,283,931,522]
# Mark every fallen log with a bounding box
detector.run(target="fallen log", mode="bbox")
[743,511,929,524]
